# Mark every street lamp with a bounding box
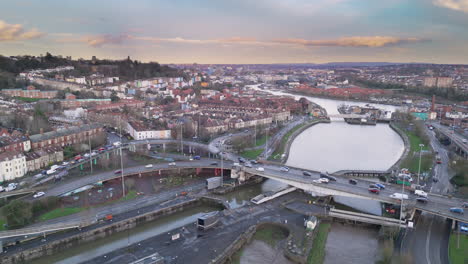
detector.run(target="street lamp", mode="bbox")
[417,143,424,186]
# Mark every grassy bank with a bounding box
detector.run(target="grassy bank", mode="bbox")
[448,232,468,264]
[241,148,264,160]
[399,128,433,174]
[307,222,331,264]
[270,122,308,159]
[39,207,85,221]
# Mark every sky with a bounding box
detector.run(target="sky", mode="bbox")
[0,0,467,64]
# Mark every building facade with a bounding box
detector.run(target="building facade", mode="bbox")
[0,152,27,182]
[29,123,104,149]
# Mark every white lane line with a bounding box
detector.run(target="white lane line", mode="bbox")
[426,217,434,264]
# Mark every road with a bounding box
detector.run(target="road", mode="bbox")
[431,122,468,154]
[401,124,455,264]
[261,116,306,158]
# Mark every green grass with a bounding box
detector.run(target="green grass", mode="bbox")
[448,232,468,264]
[255,135,267,147]
[253,225,288,247]
[14,97,43,102]
[241,148,264,160]
[399,128,434,175]
[0,218,6,231]
[39,207,85,221]
[99,190,138,207]
[307,223,331,264]
[270,122,308,159]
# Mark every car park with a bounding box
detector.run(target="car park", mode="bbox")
[349,179,358,185]
[303,171,312,176]
[368,188,380,194]
[33,192,45,198]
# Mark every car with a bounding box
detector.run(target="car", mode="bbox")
[313,178,329,184]
[375,183,386,189]
[98,147,105,151]
[349,179,358,185]
[168,162,177,166]
[432,177,439,183]
[280,166,290,172]
[369,184,379,189]
[189,157,194,161]
[193,155,201,160]
[114,170,122,174]
[449,208,464,214]
[244,163,253,168]
[210,162,218,166]
[256,167,265,172]
[303,171,312,176]
[145,164,153,168]
[84,153,90,158]
[368,188,380,194]
[416,197,429,203]
[250,160,258,164]
[320,173,337,181]
[436,160,442,164]
[62,161,69,166]
[33,192,45,198]
[462,202,468,208]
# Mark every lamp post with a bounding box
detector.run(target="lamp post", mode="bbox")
[119,116,125,198]
[417,144,424,186]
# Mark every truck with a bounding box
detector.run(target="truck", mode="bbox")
[414,190,428,198]
[389,193,409,200]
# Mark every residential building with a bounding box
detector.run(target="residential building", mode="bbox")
[29,123,104,149]
[126,121,172,140]
[436,77,453,88]
[0,152,27,182]
[0,136,31,153]
[423,77,437,87]
[1,85,58,99]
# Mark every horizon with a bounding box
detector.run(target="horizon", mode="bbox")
[1,1,468,64]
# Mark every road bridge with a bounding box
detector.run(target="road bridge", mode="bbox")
[329,208,406,228]
[432,123,468,158]
[0,187,43,199]
[0,221,87,239]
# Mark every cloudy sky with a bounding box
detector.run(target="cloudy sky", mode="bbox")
[1,0,467,64]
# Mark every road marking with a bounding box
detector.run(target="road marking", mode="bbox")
[426,217,433,264]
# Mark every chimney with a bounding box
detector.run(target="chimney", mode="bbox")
[40,128,44,135]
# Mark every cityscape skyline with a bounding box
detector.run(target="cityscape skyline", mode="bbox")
[1,0,468,64]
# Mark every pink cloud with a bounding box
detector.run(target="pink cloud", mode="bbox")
[0,20,44,42]
[273,36,426,47]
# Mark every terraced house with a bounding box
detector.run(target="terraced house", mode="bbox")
[29,124,104,149]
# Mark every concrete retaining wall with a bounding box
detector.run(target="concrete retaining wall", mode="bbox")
[388,122,411,173]
[3,198,225,264]
[212,223,292,264]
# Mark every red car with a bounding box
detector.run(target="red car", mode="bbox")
[98,147,105,152]
[368,188,380,194]
[74,155,82,161]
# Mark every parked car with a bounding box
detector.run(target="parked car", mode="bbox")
[256,167,265,172]
[368,188,380,194]
[280,166,290,172]
[33,192,45,198]
[303,171,312,176]
[349,179,358,185]
[169,162,177,166]
[449,208,464,214]
[145,164,153,168]
[416,197,429,203]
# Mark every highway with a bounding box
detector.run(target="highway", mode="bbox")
[431,122,468,154]
[400,124,456,264]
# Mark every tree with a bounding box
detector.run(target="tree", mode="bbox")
[110,91,120,102]
[4,200,33,228]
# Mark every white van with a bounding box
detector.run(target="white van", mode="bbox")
[414,190,428,198]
